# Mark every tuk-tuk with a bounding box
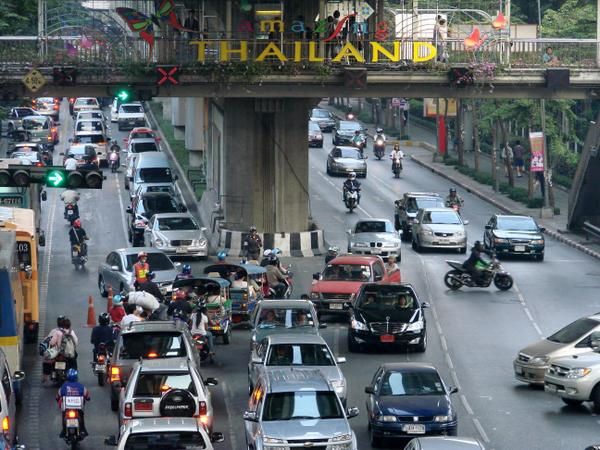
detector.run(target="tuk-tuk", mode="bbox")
[203,263,267,326]
[171,276,232,344]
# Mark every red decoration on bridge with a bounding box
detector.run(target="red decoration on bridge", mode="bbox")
[157,66,180,86]
[492,11,507,30]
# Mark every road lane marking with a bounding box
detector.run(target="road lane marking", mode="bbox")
[220,380,240,450]
[116,176,130,241]
[515,285,544,338]
[440,335,448,352]
[461,394,474,415]
[473,418,491,443]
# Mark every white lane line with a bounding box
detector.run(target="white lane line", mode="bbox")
[116,176,130,240]
[440,335,448,352]
[473,418,491,443]
[445,353,454,370]
[450,370,461,390]
[316,170,372,218]
[461,394,474,415]
[220,381,240,450]
[514,285,544,338]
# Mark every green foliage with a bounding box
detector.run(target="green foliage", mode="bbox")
[357,110,373,123]
[553,174,572,189]
[542,0,597,38]
[527,198,544,208]
[506,186,530,203]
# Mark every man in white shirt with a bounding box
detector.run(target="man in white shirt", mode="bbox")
[64,154,78,171]
[120,304,143,327]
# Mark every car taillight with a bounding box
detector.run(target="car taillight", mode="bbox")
[35,162,44,167]
[97,355,105,363]
[69,98,75,103]
[2,417,8,432]
[134,400,153,411]
[66,410,78,419]
[199,400,207,416]
[124,402,132,418]
[53,104,59,110]
[146,351,158,358]
[110,366,120,382]
[54,97,59,103]
[51,127,57,133]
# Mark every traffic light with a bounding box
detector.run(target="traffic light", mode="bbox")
[0,167,32,187]
[45,168,104,189]
[116,87,133,102]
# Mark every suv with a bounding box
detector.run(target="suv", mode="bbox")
[72,97,99,117]
[127,192,186,246]
[244,368,359,449]
[310,255,393,316]
[109,321,200,411]
[124,138,160,189]
[0,349,25,447]
[394,192,445,237]
[119,357,217,431]
[6,107,36,135]
[347,283,428,353]
[117,102,145,131]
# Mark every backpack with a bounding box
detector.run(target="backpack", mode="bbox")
[60,332,77,358]
[38,335,51,356]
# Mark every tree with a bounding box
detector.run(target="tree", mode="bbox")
[0,1,38,35]
[542,0,597,38]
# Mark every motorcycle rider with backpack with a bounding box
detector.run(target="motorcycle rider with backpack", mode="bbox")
[50,318,79,370]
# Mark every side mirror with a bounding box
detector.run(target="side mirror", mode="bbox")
[210,432,225,444]
[364,386,375,394]
[251,355,263,365]
[421,301,430,309]
[319,323,328,329]
[363,155,368,160]
[41,190,47,201]
[110,265,119,271]
[539,227,546,232]
[104,435,118,446]
[484,225,491,230]
[38,232,46,247]
[173,174,179,181]
[346,229,352,235]
[126,206,133,214]
[243,411,258,422]
[463,220,470,225]
[174,262,182,268]
[449,386,459,394]
[180,204,188,212]
[336,356,347,364]
[13,370,25,381]
[205,377,218,386]
[346,406,360,418]
[200,227,207,233]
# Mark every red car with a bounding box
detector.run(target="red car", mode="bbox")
[310,255,400,316]
[123,127,161,146]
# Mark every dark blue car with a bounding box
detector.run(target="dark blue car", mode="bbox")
[365,363,458,447]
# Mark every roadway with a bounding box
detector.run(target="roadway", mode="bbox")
[12,100,600,450]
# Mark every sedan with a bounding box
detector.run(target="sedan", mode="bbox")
[412,208,468,253]
[347,218,401,260]
[33,97,60,120]
[127,192,186,246]
[484,214,545,261]
[308,121,324,147]
[310,108,336,132]
[97,247,180,295]
[405,437,485,450]
[144,212,208,258]
[332,120,366,146]
[365,363,458,447]
[7,142,44,157]
[326,146,367,178]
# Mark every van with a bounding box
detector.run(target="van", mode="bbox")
[21,115,58,150]
[0,348,25,446]
[124,138,160,190]
[130,153,177,199]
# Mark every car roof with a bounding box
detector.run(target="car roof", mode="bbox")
[405,192,442,198]
[338,121,360,127]
[136,152,168,162]
[257,299,315,309]
[361,282,415,291]
[419,207,457,212]
[355,218,391,223]
[120,320,187,334]
[14,142,41,148]
[115,246,169,256]
[131,127,154,133]
[494,214,534,220]
[121,102,143,107]
[130,137,158,144]
[263,368,331,392]
[123,417,202,434]
[152,212,194,220]
[267,334,326,345]
[379,362,439,373]
[23,115,47,121]
[328,255,381,264]
[334,146,361,152]
[411,437,484,449]
[135,356,190,372]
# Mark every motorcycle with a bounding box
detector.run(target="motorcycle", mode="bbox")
[51,354,68,386]
[265,269,294,299]
[446,200,462,215]
[344,189,359,213]
[92,343,109,386]
[443,258,513,291]
[373,136,386,160]
[71,242,88,270]
[353,137,366,158]
[392,157,403,178]
[60,395,86,449]
[109,151,119,173]
[64,204,79,225]
[193,334,213,363]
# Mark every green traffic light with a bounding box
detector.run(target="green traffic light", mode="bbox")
[46,169,66,187]
[117,89,131,102]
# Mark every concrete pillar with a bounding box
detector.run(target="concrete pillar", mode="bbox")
[185,97,205,169]
[160,97,172,121]
[222,98,311,233]
[171,97,186,140]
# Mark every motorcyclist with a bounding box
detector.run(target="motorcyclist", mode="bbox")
[190,306,215,356]
[133,251,150,289]
[90,313,114,361]
[242,226,262,261]
[79,155,98,170]
[345,106,355,120]
[175,264,193,281]
[63,153,78,171]
[109,147,119,170]
[374,127,386,145]
[167,290,193,322]
[266,255,288,299]
[446,188,464,209]
[109,142,121,165]
[137,271,165,302]
[41,315,66,384]
[68,219,88,257]
[56,369,90,438]
[390,143,404,172]
[351,130,365,154]
[60,189,80,220]
[342,172,361,205]
[325,246,339,264]
[462,241,489,286]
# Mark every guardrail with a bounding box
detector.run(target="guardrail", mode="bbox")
[583,221,600,241]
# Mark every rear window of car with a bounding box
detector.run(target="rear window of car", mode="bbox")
[142,196,179,216]
[121,105,143,113]
[23,117,47,130]
[139,168,172,183]
[132,132,155,140]
[76,121,103,132]
[124,432,206,449]
[132,142,158,153]
[75,98,98,106]
[134,372,197,396]
[75,134,105,144]
[267,344,334,366]
[405,197,444,213]
[322,264,371,282]
[311,109,330,118]
[125,252,174,271]
[547,318,600,344]
[120,332,186,359]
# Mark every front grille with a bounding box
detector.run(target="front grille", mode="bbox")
[369,242,383,247]
[287,439,327,449]
[369,322,408,334]
[548,364,570,377]
[397,416,434,423]
[510,239,531,244]
[434,232,454,237]
[322,293,351,300]
[171,240,193,246]
[518,353,531,363]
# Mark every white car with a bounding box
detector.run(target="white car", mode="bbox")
[74,118,107,136]
[72,97,100,117]
[144,213,208,258]
[347,218,402,261]
[117,102,146,131]
[73,130,109,167]
[124,138,160,189]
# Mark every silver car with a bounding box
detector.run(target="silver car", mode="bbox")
[248,334,347,403]
[244,368,359,450]
[144,213,208,258]
[405,436,486,450]
[97,247,179,295]
[326,146,367,178]
[347,218,401,261]
[411,207,468,253]
[133,182,180,205]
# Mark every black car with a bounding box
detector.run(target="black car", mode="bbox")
[483,214,545,260]
[332,120,366,146]
[347,283,428,352]
[310,108,336,132]
[365,363,458,447]
[308,121,324,148]
[127,192,186,246]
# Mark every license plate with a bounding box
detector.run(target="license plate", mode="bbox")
[514,245,526,252]
[175,247,188,254]
[380,334,395,343]
[66,419,79,428]
[545,383,558,393]
[403,424,425,434]
[371,248,381,254]
[67,210,73,215]
[95,364,106,372]
[55,361,66,370]
[514,365,523,375]
[64,396,83,408]
[329,303,343,310]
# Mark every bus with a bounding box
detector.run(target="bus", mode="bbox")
[0,185,43,229]
[0,207,42,369]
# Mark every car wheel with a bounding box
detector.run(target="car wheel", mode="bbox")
[562,398,583,407]
[347,333,360,353]
[369,425,383,448]
[326,165,331,175]
[98,276,108,298]
[223,329,231,345]
[536,253,545,262]
[459,246,467,254]
[414,332,427,352]
[592,385,600,413]
[360,171,367,179]
[412,238,421,253]
[127,228,132,243]
[110,392,119,412]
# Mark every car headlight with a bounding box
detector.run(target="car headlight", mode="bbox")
[529,356,550,366]
[375,415,397,422]
[494,237,509,244]
[351,319,368,331]
[199,238,207,246]
[532,239,544,245]
[566,367,592,379]
[317,135,323,140]
[264,436,286,446]
[310,292,320,299]
[353,242,368,248]
[454,230,465,237]
[422,228,434,236]
[383,241,400,248]
[434,415,453,422]
[155,239,165,247]
[406,320,423,331]
[331,379,346,394]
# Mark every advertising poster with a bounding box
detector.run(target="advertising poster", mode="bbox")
[529,131,545,172]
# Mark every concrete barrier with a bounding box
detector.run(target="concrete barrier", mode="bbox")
[219,229,326,257]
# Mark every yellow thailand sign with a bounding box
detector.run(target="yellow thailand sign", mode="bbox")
[189,40,437,64]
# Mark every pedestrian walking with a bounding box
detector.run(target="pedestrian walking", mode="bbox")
[513,140,525,177]
[502,143,513,177]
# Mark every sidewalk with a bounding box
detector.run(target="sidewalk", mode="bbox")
[322,99,600,260]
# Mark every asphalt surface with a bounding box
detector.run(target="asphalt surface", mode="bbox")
[10,100,600,450]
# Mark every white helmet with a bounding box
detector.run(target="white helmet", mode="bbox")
[348,171,357,180]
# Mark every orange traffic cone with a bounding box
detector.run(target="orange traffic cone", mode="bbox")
[86,296,96,327]
[107,286,113,313]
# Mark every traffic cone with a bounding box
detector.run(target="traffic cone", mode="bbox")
[86,296,96,327]
[107,286,113,312]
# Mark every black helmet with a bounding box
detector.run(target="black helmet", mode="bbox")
[99,312,110,325]
[473,240,483,251]
[354,130,360,134]
[57,315,66,328]
[449,187,457,194]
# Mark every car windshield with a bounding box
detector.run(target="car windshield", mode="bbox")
[421,211,461,225]
[380,370,445,396]
[262,391,343,421]
[339,122,361,131]
[76,121,103,132]
[322,264,371,282]
[357,288,416,313]
[267,344,335,366]
[15,108,34,116]
[122,105,143,113]
[139,168,173,183]
[75,135,104,144]
[335,148,361,159]
[124,432,206,449]
[142,196,179,216]
[132,132,155,139]
[132,142,158,153]
[144,186,174,195]
[120,332,186,359]
[355,221,393,233]
[23,117,47,130]
[69,146,95,159]
[125,253,174,271]
[406,197,443,213]
[157,217,199,231]
[308,122,320,132]
[134,372,197,396]
[311,109,330,118]
[497,217,538,231]
[547,318,600,344]
[257,308,315,329]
